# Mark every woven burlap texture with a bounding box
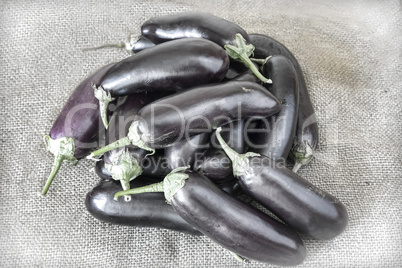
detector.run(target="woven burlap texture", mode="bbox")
[1,0,401,267]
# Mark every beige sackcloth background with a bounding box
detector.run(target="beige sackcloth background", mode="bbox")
[1,0,401,267]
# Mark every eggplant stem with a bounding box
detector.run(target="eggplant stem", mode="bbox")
[42,135,77,195]
[225,34,272,84]
[215,128,260,177]
[120,179,132,202]
[250,56,273,66]
[230,252,248,262]
[292,162,303,173]
[82,34,140,53]
[114,181,165,200]
[94,85,115,129]
[240,54,272,84]
[42,154,63,196]
[87,137,131,158]
[215,127,239,163]
[250,58,266,65]
[82,42,126,52]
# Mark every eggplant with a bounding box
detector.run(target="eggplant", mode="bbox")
[88,80,281,158]
[194,120,245,183]
[114,167,306,265]
[101,92,170,200]
[249,34,319,172]
[165,133,210,170]
[140,12,271,84]
[94,38,230,128]
[42,63,114,195]
[141,12,250,48]
[85,177,201,236]
[216,127,348,240]
[247,55,299,163]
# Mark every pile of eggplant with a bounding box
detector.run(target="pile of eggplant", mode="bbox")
[42,12,348,266]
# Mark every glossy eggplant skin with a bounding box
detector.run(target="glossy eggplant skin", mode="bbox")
[171,170,306,265]
[98,38,229,97]
[249,34,319,167]
[238,155,348,240]
[136,81,281,148]
[248,55,299,161]
[85,178,201,236]
[141,12,251,48]
[165,133,210,169]
[50,63,113,158]
[195,121,245,183]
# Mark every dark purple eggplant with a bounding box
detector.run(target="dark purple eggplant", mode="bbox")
[94,38,229,128]
[216,127,348,240]
[88,80,281,158]
[141,12,250,48]
[100,92,171,200]
[247,55,299,163]
[249,34,319,172]
[114,167,306,265]
[194,120,245,183]
[85,177,201,236]
[140,12,271,84]
[42,63,114,195]
[165,133,210,170]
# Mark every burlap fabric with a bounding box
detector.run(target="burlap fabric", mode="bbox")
[1,0,401,267]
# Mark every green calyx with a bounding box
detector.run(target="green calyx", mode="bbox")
[225,34,272,84]
[126,121,156,154]
[93,84,115,129]
[114,166,190,203]
[214,127,261,177]
[105,150,143,202]
[163,166,190,204]
[290,141,314,172]
[42,135,78,195]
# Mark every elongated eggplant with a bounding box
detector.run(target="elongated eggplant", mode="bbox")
[101,92,170,200]
[247,55,299,162]
[42,63,114,195]
[249,34,319,172]
[141,12,250,48]
[88,81,281,158]
[216,127,348,240]
[115,167,306,265]
[94,38,229,128]
[165,133,210,169]
[194,120,245,183]
[85,177,201,236]
[141,13,271,84]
